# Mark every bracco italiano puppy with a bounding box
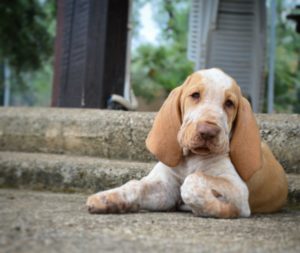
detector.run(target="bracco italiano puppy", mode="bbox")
[86,68,288,218]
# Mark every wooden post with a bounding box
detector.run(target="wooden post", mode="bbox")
[52,0,129,108]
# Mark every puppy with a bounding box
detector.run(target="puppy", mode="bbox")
[86,68,288,218]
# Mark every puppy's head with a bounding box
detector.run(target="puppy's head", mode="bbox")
[146,68,262,181]
[177,69,240,157]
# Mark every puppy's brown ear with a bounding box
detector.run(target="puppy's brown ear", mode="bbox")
[230,97,263,181]
[146,86,183,167]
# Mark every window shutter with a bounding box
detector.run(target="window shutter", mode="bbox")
[188,0,266,112]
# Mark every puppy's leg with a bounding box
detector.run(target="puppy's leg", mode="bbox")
[180,171,250,218]
[86,162,181,214]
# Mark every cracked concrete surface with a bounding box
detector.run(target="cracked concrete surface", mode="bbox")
[0,189,299,253]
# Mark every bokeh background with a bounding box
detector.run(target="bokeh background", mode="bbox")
[0,0,299,112]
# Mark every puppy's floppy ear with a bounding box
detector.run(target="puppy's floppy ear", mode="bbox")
[146,85,183,167]
[230,97,263,181]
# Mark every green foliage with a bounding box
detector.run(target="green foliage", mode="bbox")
[0,0,55,72]
[132,43,194,101]
[0,0,55,106]
[10,62,52,106]
[131,0,194,102]
[272,0,300,113]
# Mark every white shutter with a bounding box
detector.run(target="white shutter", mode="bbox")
[187,0,219,70]
[187,0,266,112]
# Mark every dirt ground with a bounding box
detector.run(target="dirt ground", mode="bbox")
[0,189,299,253]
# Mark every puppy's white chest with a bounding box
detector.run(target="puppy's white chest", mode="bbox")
[175,155,235,179]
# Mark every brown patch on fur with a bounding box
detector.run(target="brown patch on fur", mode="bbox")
[247,142,288,213]
[211,189,222,198]
[224,82,240,129]
[195,191,240,219]
[180,74,205,115]
[215,201,240,219]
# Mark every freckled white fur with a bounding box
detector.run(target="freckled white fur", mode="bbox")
[197,68,233,90]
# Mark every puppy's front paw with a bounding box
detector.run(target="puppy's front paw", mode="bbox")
[86,192,119,214]
[86,192,138,214]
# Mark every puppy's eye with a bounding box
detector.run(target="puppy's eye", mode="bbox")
[224,99,235,108]
[191,92,200,100]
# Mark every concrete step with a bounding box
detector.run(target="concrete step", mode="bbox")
[0,189,299,253]
[0,107,300,173]
[0,151,299,203]
[0,151,153,193]
[0,107,154,163]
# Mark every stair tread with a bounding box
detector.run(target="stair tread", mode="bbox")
[0,151,299,203]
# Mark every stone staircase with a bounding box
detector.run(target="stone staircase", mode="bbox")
[0,107,299,203]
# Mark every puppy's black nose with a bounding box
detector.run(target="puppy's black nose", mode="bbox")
[197,123,221,140]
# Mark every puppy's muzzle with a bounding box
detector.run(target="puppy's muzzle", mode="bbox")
[197,122,221,141]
